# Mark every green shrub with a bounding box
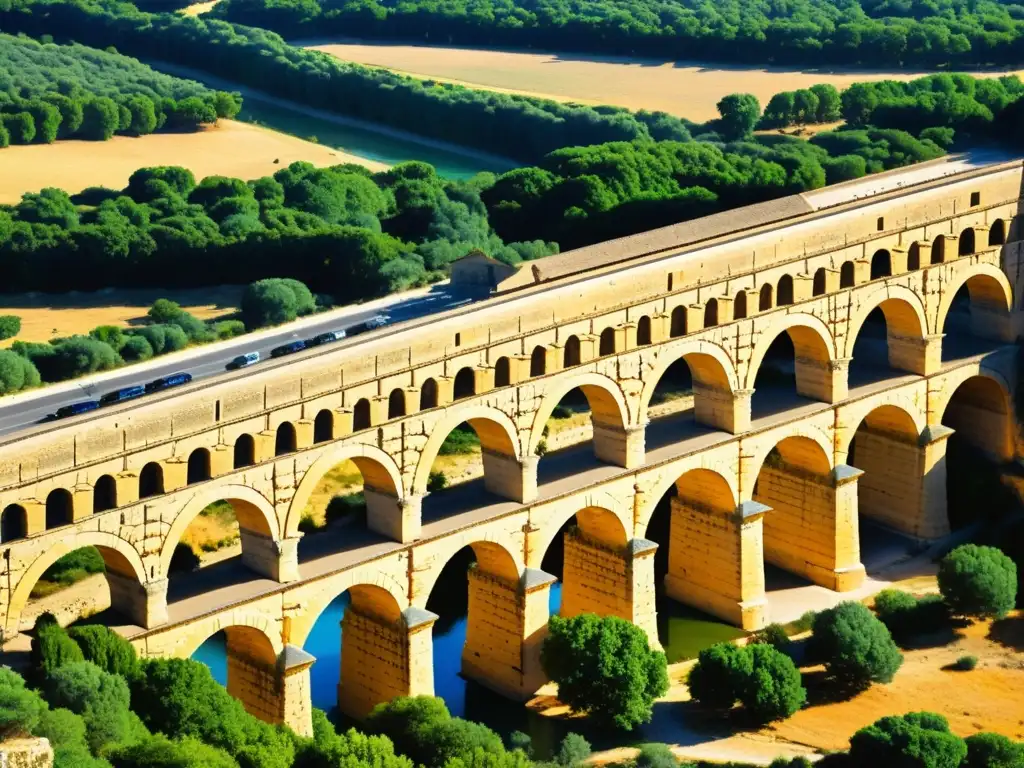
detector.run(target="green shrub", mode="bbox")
[427,471,448,492]
[751,623,792,652]
[42,547,105,586]
[0,667,46,739]
[119,335,154,362]
[938,544,1018,620]
[873,589,948,639]
[212,319,246,339]
[740,643,806,723]
[0,348,42,395]
[635,743,678,768]
[90,325,125,349]
[240,278,316,329]
[507,731,532,757]
[35,707,88,753]
[963,732,1024,768]
[0,315,21,340]
[808,601,903,689]
[30,619,85,680]
[42,661,137,754]
[555,732,591,766]
[688,642,752,710]
[297,708,412,768]
[849,712,967,768]
[438,425,481,455]
[954,654,978,671]
[769,759,813,768]
[541,613,668,730]
[67,625,139,678]
[108,733,238,768]
[325,493,366,525]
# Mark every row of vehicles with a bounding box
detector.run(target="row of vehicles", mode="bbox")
[48,314,390,422]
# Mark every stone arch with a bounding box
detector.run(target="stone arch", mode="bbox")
[531,494,632,569]
[744,313,836,390]
[777,274,794,306]
[353,399,371,431]
[420,379,438,410]
[870,249,892,280]
[275,422,297,455]
[187,447,211,485]
[959,227,976,256]
[670,306,686,337]
[638,338,738,422]
[1,504,27,543]
[844,286,928,358]
[704,299,719,327]
[234,434,256,468]
[599,327,615,357]
[412,406,520,495]
[530,346,547,376]
[734,290,748,320]
[160,484,279,577]
[813,268,827,296]
[840,261,855,288]
[748,429,835,489]
[178,614,284,660]
[636,316,652,346]
[935,264,1013,334]
[494,357,511,387]
[417,537,524,604]
[938,370,1014,462]
[45,488,73,529]
[839,399,926,459]
[294,578,406,649]
[453,367,476,400]
[5,531,147,637]
[286,443,404,537]
[528,372,630,455]
[564,336,581,367]
[388,388,406,419]
[931,235,948,264]
[139,462,164,499]
[314,410,334,443]
[908,242,922,271]
[759,284,773,312]
[94,474,117,513]
[989,219,1007,247]
[638,462,740,537]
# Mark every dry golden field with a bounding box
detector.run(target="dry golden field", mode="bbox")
[0,119,386,205]
[305,42,1024,122]
[0,286,241,346]
[179,0,219,14]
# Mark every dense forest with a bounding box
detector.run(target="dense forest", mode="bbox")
[0,34,241,145]
[0,0,700,163]
[210,0,1024,69]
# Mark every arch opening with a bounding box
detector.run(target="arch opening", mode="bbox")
[704,299,719,328]
[599,327,615,357]
[1,503,27,543]
[848,297,925,387]
[908,243,922,271]
[931,235,947,264]
[314,410,334,444]
[494,357,511,388]
[234,434,255,469]
[637,316,652,346]
[870,249,891,280]
[812,268,827,296]
[388,388,407,419]
[759,284,773,312]
[139,462,164,499]
[563,335,581,367]
[939,272,1013,361]
[187,448,211,485]
[453,367,476,400]
[275,422,297,456]
[353,399,372,431]
[733,291,747,320]
[93,474,117,514]
[989,220,1006,247]
[749,321,833,417]
[190,624,281,723]
[776,275,794,306]
[45,489,73,530]
[840,261,855,288]
[420,378,439,410]
[530,345,547,377]
[959,228,975,256]
[670,306,686,338]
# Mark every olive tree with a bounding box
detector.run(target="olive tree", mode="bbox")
[808,601,903,689]
[938,544,1017,619]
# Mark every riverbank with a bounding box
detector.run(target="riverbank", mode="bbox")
[145,60,516,177]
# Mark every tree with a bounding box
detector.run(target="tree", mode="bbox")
[297,709,413,768]
[687,642,752,709]
[555,733,591,766]
[1,112,36,144]
[126,95,158,136]
[25,100,62,143]
[808,601,903,689]
[0,667,46,740]
[937,544,1017,619]
[120,335,155,362]
[740,644,806,723]
[81,97,120,140]
[810,84,842,121]
[42,661,137,754]
[240,277,316,329]
[962,732,1024,768]
[67,625,139,678]
[0,349,41,395]
[108,734,238,768]
[635,744,678,768]
[541,613,668,730]
[30,618,85,681]
[849,712,967,768]
[716,94,761,139]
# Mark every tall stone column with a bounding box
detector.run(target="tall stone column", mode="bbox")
[462,568,557,701]
[664,498,767,630]
[694,387,753,434]
[918,425,954,539]
[593,422,646,468]
[755,462,865,591]
[240,532,301,582]
[278,645,315,738]
[338,606,438,720]
[365,488,422,543]
[481,452,538,503]
[561,532,660,650]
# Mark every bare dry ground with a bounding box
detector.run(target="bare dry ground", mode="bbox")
[0,286,241,345]
[179,0,219,14]
[305,42,1024,122]
[0,119,387,205]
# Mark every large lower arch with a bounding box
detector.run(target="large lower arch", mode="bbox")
[939,371,1014,462]
[530,493,632,567]
[638,338,739,423]
[935,264,1013,338]
[845,287,928,356]
[411,407,521,497]
[159,485,279,580]
[744,314,838,402]
[5,531,148,637]
[285,442,405,539]
[527,372,631,461]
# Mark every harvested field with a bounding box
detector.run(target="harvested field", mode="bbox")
[305,41,1024,122]
[0,118,386,205]
[0,286,241,346]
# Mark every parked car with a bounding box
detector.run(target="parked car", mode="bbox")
[52,400,100,420]
[99,385,146,406]
[347,314,389,336]
[306,329,346,347]
[227,351,260,370]
[145,372,193,393]
[270,340,307,358]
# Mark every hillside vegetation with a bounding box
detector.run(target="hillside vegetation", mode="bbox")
[212,0,1024,69]
[0,33,240,145]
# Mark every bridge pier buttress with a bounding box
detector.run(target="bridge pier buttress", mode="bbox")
[664,498,768,631]
[561,532,660,650]
[239,532,302,582]
[482,452,538,504]
[888,333,944,376]
[108,575,168,629]
[694,387,754,434]
[796,358,850,403]
[593,422,647,468]
[365,488,423,543]
[462,568,557,700]
[756,464,866,592]
[338,606,438,720]
[225,634,315,737]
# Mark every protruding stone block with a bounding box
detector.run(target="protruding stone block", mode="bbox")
[332,408,354,438]
[473,366,495,393]
[694,387,753,434]
[240,531,301,582]
[254,430,277,463]
[160,459,188,493]
[114,472,140,507]
[71,484,93,522]
[795,357,848,403]
[481,452,537,503]
[278,645,315,738]
[22,501,45,536]
[210,444,234,477]
[593,422,646,468]
[365,489,422,543]
[888,333,943,376]
[108,574,168,629]
[293,420,315,450]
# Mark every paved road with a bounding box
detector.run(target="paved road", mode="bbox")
[0,285,485,438]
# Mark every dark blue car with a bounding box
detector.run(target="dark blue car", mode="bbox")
[99,385,145,406]
[54,400,100,419]
[270,340,306,358]
[146,372,193,393]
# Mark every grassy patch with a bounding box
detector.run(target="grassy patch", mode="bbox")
[438,424,481,455]
[30,547,105,598]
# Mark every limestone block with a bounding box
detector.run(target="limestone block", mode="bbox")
[482,452,537,504]
[70,485,93,522]
[716,296,735,324]
[366,489,422,543]
[294,420,315,451]
[160,459,188,493]
[648,314,670,343]
[436,377,455,406]
[333,408,354,438]
[619,323,636,351]
[108,574,168,628]
[279,645,315,738]
[694,387,753,435]
[0,737,53,768]
[888,334,943,376]
[890,247,909,274]
[240,531,301,582]
[794,357,848,403]
[473,366,495,394]
[369,397,389,426]
[684,305,704,334]
[578,335,598,364]
[793,274,813,302]
[210,445,234,477]
[592,423,646,469]
[114,473,140,507]
[253,431,277,464]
